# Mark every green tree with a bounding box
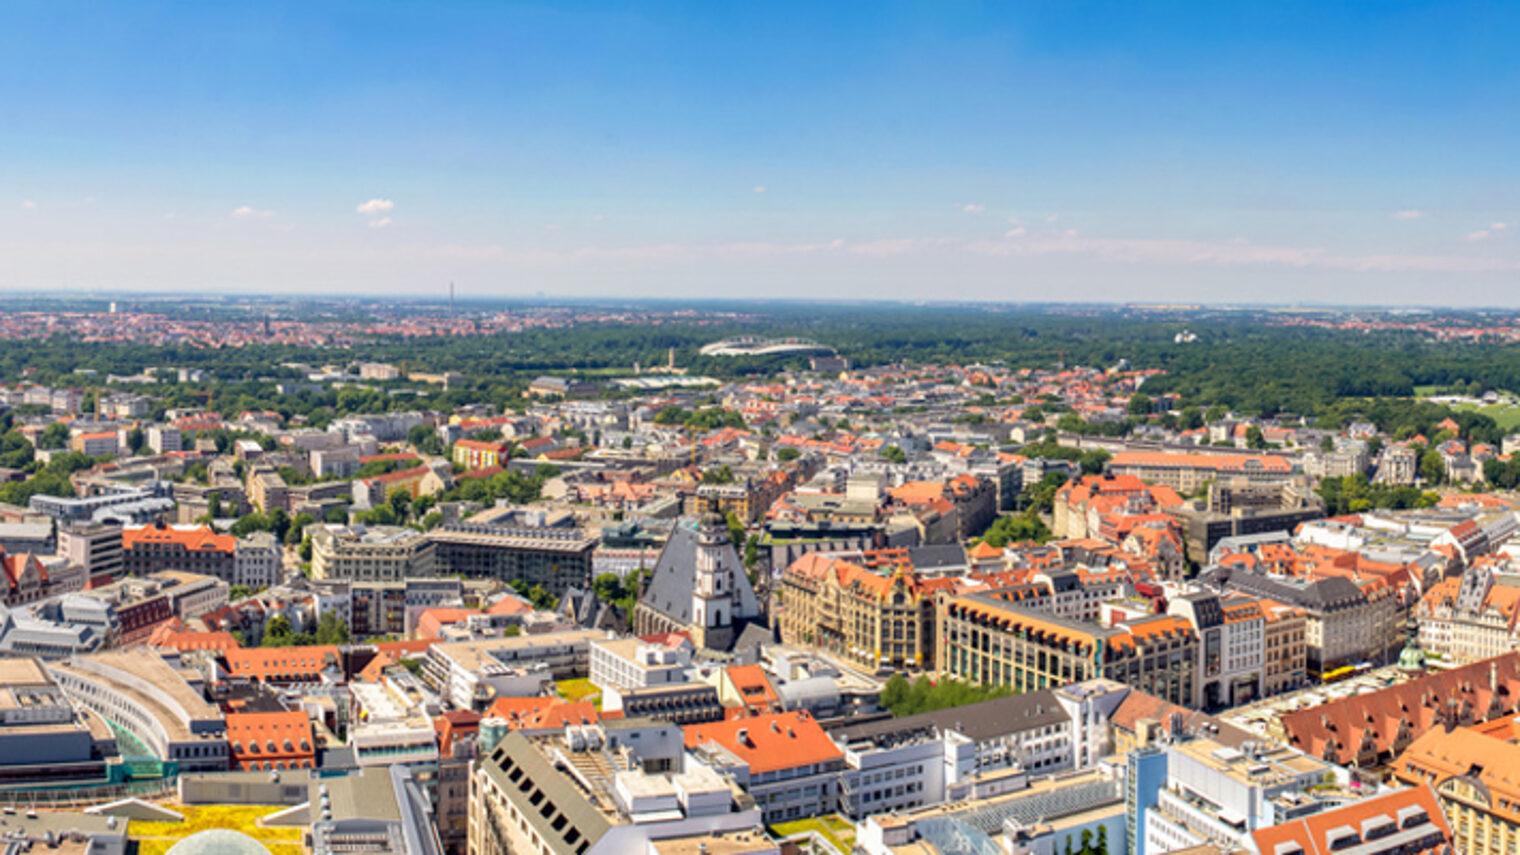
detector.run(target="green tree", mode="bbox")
[1056,413,1087,434]
[45,451,96,476]
[287,513,316,545]
[776,446,802,462]
[525,583,557,611]
[0,431,34,469]
[1077,449,1110,477]
[268,508,292,543]
[980,511,1052,547]
[1420,449,1446,485]
[38,422,70,450]
[881,675,1009,716]
[230,511,268,538]
[592,572,626,604]
[355,505,398,526]
[388,489,412,519]
[0,470,74,505]
[407,423,443,455]
[1245,426,1267,449]
[1127,394,1153,416]
[881,445,907,464]
[726,512,747,551]
[315,610,351,645]
[881,674,910,711]
[652,405,690,425]
[262,615,293,646]
[743,534,760,570]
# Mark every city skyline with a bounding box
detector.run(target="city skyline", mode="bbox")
[2,1,1516,303]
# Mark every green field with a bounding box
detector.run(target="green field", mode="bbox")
[1414,387,1520,432]
[1449,402,1520,432]
[130,804,304,854]
[555,678,603,708]
[770,815,856,852]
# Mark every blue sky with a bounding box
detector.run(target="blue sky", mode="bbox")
[1,1,1517,303]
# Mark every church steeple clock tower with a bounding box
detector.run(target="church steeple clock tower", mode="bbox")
[691,513,736,648]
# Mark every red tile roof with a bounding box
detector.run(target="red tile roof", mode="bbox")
[1251,784,1450,855]
[683,710,841,775]
[124,523,234,554]
[225,710,315,769]
[1111,451,1292,473]
[223,645,341,682]
[484,697,602,730]
[1284,651,1520,763]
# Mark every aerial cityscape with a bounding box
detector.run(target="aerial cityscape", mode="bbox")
[3,3,1519,855]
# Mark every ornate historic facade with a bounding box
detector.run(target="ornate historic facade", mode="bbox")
[777,552,941,672]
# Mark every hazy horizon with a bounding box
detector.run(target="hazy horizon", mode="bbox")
[2,2,1516,304]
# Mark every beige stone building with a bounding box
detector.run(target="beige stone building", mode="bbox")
[778,552,937,672]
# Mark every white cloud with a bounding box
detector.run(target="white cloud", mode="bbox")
[1465,229,1492,242]
[1044,213,1059,223]
[367,217,393,229]
[752,185,766,194]
[962,203,986,214]
[1392,209,1423,220]
[592,214,605,222]
[356,198,395,215]
[531,230,1520,277]
[960,230,1517,274]
[1493,222,1508,230]
[230,205,274,219]
[19,200,36,210]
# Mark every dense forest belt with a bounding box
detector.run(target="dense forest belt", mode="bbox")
[4,306,1520,431]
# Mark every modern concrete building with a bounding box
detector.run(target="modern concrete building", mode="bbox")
[309,524,436,582]
[426,521,598,596]
[422,629,602,711]
[936,593,1202,707]
[48,648,228,772]
[469,725,764,855]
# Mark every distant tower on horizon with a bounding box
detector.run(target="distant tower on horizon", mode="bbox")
[449,281,455,316]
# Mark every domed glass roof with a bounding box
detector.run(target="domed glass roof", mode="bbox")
[166,829,272,855]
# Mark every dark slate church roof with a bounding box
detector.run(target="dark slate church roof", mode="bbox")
[1201,565,1366,612]
[639,519,762,626]
[639,518,769,656]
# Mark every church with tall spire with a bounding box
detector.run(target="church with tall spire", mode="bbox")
[634,514,771,660]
